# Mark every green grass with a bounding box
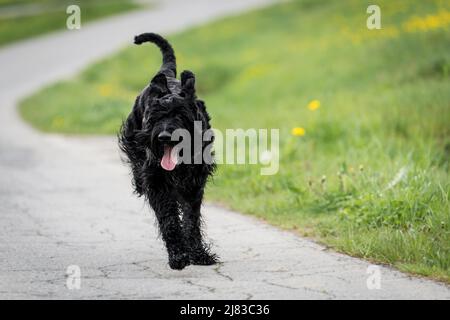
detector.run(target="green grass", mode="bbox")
[0,0,142,46]
[20,0,450,282]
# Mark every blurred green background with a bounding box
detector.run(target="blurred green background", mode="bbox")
[19,0,450,282]
[0,0,145,46]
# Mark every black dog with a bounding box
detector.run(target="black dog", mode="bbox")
[119,33,217,270]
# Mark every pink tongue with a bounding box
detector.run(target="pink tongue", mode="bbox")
[161,146,177,171]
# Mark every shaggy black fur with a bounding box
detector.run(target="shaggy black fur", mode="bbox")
[119,33,217,270]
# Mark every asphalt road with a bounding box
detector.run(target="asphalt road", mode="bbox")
[0,0,448,299]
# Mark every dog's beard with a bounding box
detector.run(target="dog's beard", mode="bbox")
[161,145,178,171]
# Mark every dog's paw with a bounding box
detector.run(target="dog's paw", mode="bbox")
[168,253,190,270]
[189,250,219,266]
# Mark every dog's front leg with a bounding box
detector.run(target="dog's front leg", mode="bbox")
[147,189,190,270]
[180,188,218,265]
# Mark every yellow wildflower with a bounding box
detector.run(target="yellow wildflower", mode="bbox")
[308,99,321,111]
[291,127,306,136]
[98,84,113,97]
[239,64,273,82]
[403,10,450,33]
[52,116,65,128]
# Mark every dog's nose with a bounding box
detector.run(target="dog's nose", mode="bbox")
[158,131,172,142]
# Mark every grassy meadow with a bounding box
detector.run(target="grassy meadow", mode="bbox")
[20,0,450,281]
[0,0,142,46]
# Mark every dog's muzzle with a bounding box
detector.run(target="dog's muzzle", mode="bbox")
[154,130,177,171]
[158,131,172,142]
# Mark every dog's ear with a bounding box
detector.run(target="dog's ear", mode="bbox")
[181,70,196,100]
[149,73,169,95]
[121,96,143,138]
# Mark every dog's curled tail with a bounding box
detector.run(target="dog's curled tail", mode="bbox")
[134,32,177,77]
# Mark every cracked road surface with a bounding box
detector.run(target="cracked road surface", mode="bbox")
[0,0,449,299]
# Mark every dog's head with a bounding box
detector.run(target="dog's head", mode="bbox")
[137,72,201,171]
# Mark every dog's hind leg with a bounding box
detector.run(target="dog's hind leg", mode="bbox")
[180,188,218,266]
[147,189,190,270]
